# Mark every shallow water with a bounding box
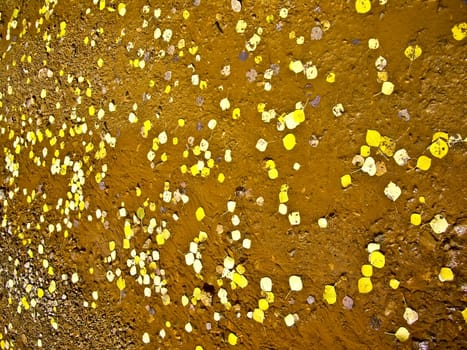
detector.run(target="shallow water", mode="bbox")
[0,1,466,349]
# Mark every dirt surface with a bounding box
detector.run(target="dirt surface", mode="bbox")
[0,0,466,349]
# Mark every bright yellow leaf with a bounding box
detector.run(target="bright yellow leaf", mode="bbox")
[416,155,431,171]
[358,277,373,293]
[340,174,352,188]
[323,285,336,304]
[116,276,126,291]
[365,129,381,147]
[282,133,296,150]
[404,45,422,61]
[429,138,448,159]
[195,207,205,221]
[451,22,467,41]
[395,327,410,342]
[355,0,371,14]
[369,251,385,268]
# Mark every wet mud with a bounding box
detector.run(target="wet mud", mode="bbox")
[0,0,466,349]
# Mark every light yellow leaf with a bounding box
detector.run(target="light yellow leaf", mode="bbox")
[395,327,410,342]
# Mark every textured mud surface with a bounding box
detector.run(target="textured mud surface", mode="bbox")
[0,1,466,349]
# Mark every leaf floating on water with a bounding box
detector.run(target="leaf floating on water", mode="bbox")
[451,22,467,41]
[116,276,126,291]
[361,156,377,176]
[416,155,431,171]
[384,182,401,201]
[369,251,385,268]
[358,277,373,293]
[395,327,410,342]
[381,81,395,95]
[379,136,396,157]
[393,149,410,166]
[438,267,454,282]
[403,307,419,325]
[195,207,206,221]
[429,138,449,159]
[136,207,145,220]
[323,285,337,304]
[366,130,381,147]
[289,275,303,291]
[355,0,372,14]
[429,214,448,234]
[282,133,296,150]
[404,45,422,61]
[341,174,352,188]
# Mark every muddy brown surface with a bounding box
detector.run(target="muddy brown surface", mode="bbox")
[0,1,466,349]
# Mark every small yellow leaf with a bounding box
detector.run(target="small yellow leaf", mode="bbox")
[429,138,449,159]
[361,264,373,277]
[410,213,422,226]
[282,133,296,151]
[228,333,238,345]
[340,174,352,188]
[462,308,467,323]
[358,277,373,293]
[389,278,400,289]
[369,251,385,268]
[116,276,126,291]
[416,155,431,171]
[404,45,422,61]
[323,285,336,304]
[136,207,145,220]
[355,0,371,14]
[381,81,395,95]
[195,207,205,221]
[451,22,467,41]
[438,267,454,282]
[379,136,396,157]
[395,327,410,342]
[365,130,381,147]
[253,308,265,323]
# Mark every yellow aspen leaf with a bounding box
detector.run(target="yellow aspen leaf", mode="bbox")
[195,207,205,221]
[253,308,265,323]
[410,213,422,226]
[395,327,410,342]
[355,0,371,14]
[429,138,449,159]
[358,277,373,293]
[438,267,454,282]
[404,45,422,61]
[340,174,352,188]
[323,285,336,304]
[116,276,126,291]
[369,251,385,268]
[416,155,431,171]
[365,130,381,147]
[282,133,296,150]
[389,279,400,289]
[379,136,396,157]
[228,333,238,345]
[451,22,467,41]
[361,264,373,277]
